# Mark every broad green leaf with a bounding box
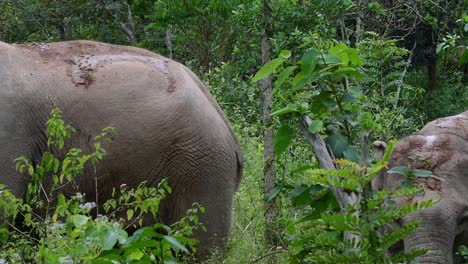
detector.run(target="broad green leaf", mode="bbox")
[458,245,468,257]
[127,249,144,260]
[127,209,134,220]
[388,166,408,176]
[307,119,323,134]
[330,43,347,56]
[348,86,362,98]
[252,58,285,82]
[0,226,10,243]
[459,49,468,65]
[292,71,320,91]
[340,52,350,65]
[412,169,432,177]
[72,214,89,227]
[301,49,320,75]
[265,185,283,202]
[164,259,178,264]
[325,133,349,158]
[343,145,360,163]
[317,54,341,65]
[342,92,360,103]
[436,43,446,53]
[298,102,309,113]
[413,169,444,181]
[279,50,292,59]
[271,103,299,116]
[274,66,297,90]
[368,2,387,15]
[163,235,189,253]
[101,229,119,250]
[292,71,305,87]
[333,67,363,79]
[274,124,295,157]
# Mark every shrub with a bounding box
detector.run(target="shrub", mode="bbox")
[0,108,203,263]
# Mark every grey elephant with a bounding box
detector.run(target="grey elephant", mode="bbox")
[374,111,468,263]
[0,40,243,257]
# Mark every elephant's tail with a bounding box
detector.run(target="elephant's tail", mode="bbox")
[234,148,243,190]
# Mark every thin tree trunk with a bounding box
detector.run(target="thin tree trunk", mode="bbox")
[427,63,437,91]
[122,1,136,44]
[260,0,277,247]
[299,116,361,248]
[394,42,416,108]
[97,0,136,44]
[165,25,174,59]
[355,0,364,44]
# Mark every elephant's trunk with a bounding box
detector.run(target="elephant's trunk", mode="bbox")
[403,205,457,264]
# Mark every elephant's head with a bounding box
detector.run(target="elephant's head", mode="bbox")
[374,111,468,264]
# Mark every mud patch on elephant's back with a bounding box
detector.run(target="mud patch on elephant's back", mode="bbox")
[69,53,176,90]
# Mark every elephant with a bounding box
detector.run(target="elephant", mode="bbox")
[0,40,243,258]
[373,110,468,263]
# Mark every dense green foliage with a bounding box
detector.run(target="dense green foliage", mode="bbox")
[0,0,466,263]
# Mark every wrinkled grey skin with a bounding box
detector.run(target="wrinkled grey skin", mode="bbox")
[0,40,242,257]
[374,111,468,264]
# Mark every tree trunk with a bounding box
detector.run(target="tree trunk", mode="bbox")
[427,63,437,91]
[260,0,277,247]
[165,25,174,59]
[355,0,364,44]
[97,0,136,44]
[62,20,73,40]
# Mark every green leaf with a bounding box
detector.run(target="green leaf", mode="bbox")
[413,169,444,181]
[265,185,283,202]
[271,103,299,116]
[101,229,119,250]
[388,166,409,176]
[164,259,178,264]
[459,49,468,65]
[368,2,386,15]
[0,226,10,243]
[317,54,341,65]
[348,50,363,66]
[325,133,349,158]
[274,66,297,90]
[71,214,89,227]
[292,71,320,91]
[163,235,189,253]
[252,58,285,82]
[458,245,468,257]
[343,145,360,163]
[274,124,295,157]
[333,67,363,79]
[412,169,432,177]
[127,249,144,260]
[301,49,320,75]
[127,209,134,220]
[279,50,292,59]
[307,119,323,134]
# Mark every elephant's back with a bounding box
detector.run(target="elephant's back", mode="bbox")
[3,40,242,194]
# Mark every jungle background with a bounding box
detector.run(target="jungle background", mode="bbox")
[0,0,467,263]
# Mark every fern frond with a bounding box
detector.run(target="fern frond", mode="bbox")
[379,220,420,252]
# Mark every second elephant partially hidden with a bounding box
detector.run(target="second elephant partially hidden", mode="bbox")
[375,111,468,263]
